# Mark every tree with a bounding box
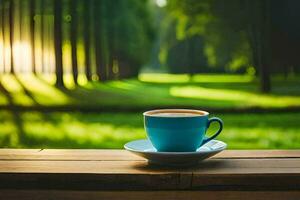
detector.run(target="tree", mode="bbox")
[245,0,271,93]
[54,0,64,87]
[0,1,6,72]
[19,0,22,44]
[40,0,45,73]
[29,0,36,74]
[70,0,78,85]
[107,0,155,78]
[83,0,92,81]
[93,0,106,81]
[9,0,14,74]
[167,0,272,93]
[105,0,116,80]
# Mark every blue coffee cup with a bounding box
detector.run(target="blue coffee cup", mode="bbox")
[143,109,223,152]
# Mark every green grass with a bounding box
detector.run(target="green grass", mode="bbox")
[1,111,299,149]
[1,73,299,149]
[0,73,300,109]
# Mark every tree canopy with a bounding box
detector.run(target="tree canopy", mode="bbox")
[166,0,300,92]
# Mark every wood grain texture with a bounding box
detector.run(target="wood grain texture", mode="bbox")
[0,149,299,161]
[0,150,300,191]
[1,190,300,200]
[0,159,299,190]
[0,159,300,174]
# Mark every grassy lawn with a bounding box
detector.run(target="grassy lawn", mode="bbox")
[0,73,300,109]
[1,111,299,149]
[0,73,299,149]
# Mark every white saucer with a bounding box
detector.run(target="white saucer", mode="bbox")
[124,139,227,166]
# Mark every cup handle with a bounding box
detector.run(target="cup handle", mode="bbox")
[201,117,223,145]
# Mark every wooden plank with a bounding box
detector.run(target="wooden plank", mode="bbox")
[0,159,300,174]
[216,150,300,158]
[0,149,42,160]
[0,149,299,161]
[0,149,41,155]
[191,174,300,191]
[0,150,300,191]
[1,190,300,200]
[0,159,299,190]
[0,149,142,161]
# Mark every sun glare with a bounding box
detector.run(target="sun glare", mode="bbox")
[0,40,56,74]
[156,0,167,7]
[0,41,33,73]
[13,42,32,72]
[0,41,4,72]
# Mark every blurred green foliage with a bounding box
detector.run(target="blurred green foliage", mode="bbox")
[161,0,252,73]
[157,0,300,79]
[1,111,299,149]
[104,0,155,69]
[0,73,299,149]
[1,0,300,150]
[0,0,156,78]
[0,74,300,109]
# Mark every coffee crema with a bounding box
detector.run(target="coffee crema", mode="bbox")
[150,113,201,117]
[144,109,208,117]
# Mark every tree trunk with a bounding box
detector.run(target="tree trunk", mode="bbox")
[19,0,22,42]
[93,0,106,81]
[18,0,23,72]
[30,0,36,74]
[83,0,92,81]
[187,38,195,78]
[9,0,14,74]
[70,0,78,85]
[1,1,5,72]
[106,0,115,80]
[259,0,271,93]
[246,0,271,93]
[54,0,64,87]
[40,0,45,73]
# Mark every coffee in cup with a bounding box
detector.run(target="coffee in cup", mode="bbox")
[143,109,223,152]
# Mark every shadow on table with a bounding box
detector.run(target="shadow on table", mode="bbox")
[131,159,225,171]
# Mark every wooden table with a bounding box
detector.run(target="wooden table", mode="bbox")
[0,149,299,200]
